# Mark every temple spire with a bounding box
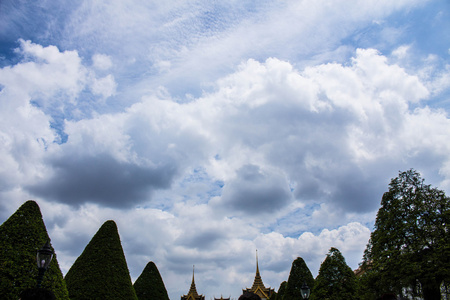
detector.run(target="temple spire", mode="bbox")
[243,250,274,300]
[251,250,265,290]
[188,265,199,297]
[181,265,205,300]
[256,249,260,276]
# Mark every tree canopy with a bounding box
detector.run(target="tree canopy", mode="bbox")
[133,261,169,300]
[0,200,69,300]
[283,257,314,300]
[65,220,138,300]
[310,247,357,300]
[362,169,450,299]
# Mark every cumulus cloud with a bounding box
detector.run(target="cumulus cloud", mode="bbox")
[1,1,449,299]
[198,49,443,217]
[90,74,116,97]
[92,53,113,70]
[6,44,449,216]
[10,39,86,100]
[219,164,293,215]
[27,153,177,208]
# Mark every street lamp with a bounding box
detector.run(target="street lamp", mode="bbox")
[36,240,54,288]
[300,282,310,299]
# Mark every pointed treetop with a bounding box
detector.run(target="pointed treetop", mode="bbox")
[133,261,169,300]
[65,220,137,300]
[283,257,314,300]
[0,200,69,299]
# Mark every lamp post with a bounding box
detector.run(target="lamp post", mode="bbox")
[36,240,54,288]
[300,282,310,299]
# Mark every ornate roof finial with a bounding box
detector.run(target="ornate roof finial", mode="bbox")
[181,265,205,300]
[187,265,199,297]
[256,249,260,275]
[243,249,274,299]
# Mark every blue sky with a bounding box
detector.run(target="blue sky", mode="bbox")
[1,1,449,299]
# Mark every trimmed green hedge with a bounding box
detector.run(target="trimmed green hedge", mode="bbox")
[134,261,169,300]
[283,257,314,300]
[65,220,137,300]
[0,200,69,299]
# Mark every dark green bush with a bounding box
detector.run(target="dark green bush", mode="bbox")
[0,200,69,299]
[134,261,169,300]
[64,220,137,300]
[283,257,314,300]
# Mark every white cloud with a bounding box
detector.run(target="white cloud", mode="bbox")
[11,45,447,215]
[90,74,116,98]
[92,53,113,70]
[12,39,87,99]
[392,44,411,59]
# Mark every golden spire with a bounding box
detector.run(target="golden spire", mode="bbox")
[243,250,274,300]
[256,249,260,276]
[252,249,266,290]
[188,265,199,298]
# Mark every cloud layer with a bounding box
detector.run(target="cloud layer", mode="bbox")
[1,0,449,299]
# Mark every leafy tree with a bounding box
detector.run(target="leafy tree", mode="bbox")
[133,261,169,300]
[268,281,286,300]
[65,220,138,300]
[0,200,69,299]
[310,247,357,300]
[361,169,450,300]
[283,257,314,300]
[276,281,287,300]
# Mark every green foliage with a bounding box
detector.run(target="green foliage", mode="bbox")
[65,220,138,300]
[268,281,287,300]
[133,261,169,300]
[283,257,314,300]
[0,200,69,300]
[275,281,287,300]
[361,169,450,300]
[310,247,357,300]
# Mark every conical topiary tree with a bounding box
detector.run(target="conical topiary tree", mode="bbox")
[0,200,69,299]
[65,220,138,300]
[283,257,314,300]
[270,281,287,300]
[133,261,169,300]
[310,247,357,300]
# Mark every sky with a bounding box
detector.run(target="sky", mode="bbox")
[0,0,449,299]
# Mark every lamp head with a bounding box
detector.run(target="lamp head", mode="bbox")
[300,282,310,299]
[36,240,53,270]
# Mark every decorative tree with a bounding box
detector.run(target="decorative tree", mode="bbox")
[273,281,287,300]
[283,257,314,300]
[65,220,138,300]
[133,261,169,300]
[0,200,69,299]
[310,247,357,300]
[361,169,450,300]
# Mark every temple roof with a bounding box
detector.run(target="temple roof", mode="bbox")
[243,251,274,300]
[251,252,266,290]
[182,266,205,300]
